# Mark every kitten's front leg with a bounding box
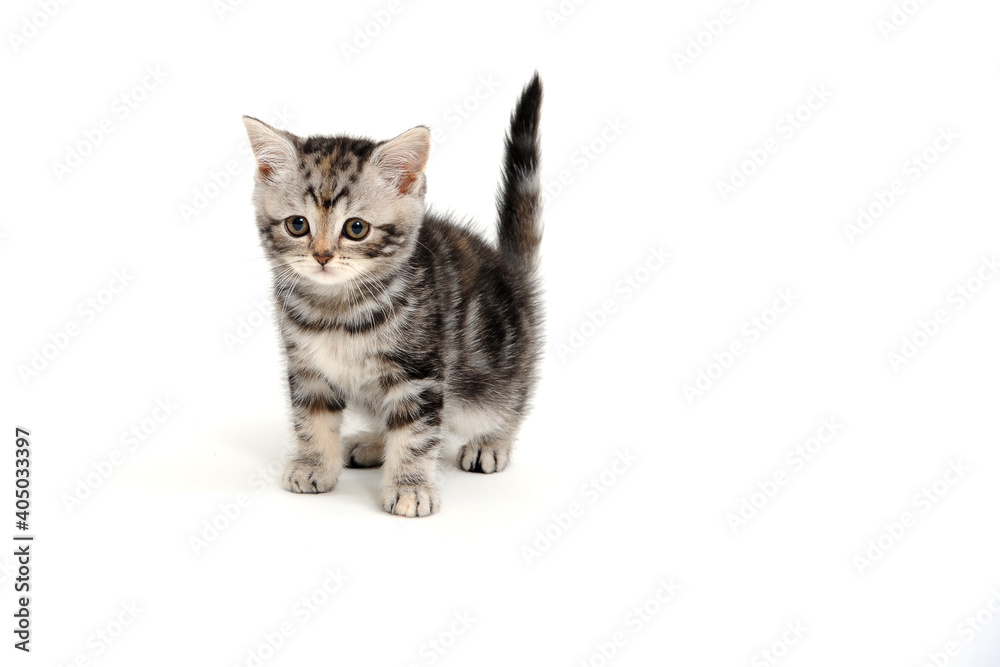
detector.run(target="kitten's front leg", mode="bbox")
[380,384,443,517]
[282,368,346,494]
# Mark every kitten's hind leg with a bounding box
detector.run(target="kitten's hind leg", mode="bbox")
[343,431,385,468]
[454,408,518,474]
[458,433,513,474]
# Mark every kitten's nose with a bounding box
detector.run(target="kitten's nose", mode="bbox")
[313,253,333,266]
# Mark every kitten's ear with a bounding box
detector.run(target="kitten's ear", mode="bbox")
[371,126,430,195]
[242,116,297,182]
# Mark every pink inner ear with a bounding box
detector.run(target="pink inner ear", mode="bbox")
[243,117,296,182]
[380,157,423,194]
[396,170,419,194]
[375,128,430,194]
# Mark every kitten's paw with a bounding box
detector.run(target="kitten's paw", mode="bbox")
[381,484,439,517]
[343,431,384,468]
[458,442,510,474]
[282,460,337,494]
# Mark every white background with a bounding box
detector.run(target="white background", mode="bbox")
[3,0,1000,665]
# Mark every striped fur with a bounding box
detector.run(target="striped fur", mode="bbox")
[243,74,543,517]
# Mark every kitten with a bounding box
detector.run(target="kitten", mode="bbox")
[242,74,543,517]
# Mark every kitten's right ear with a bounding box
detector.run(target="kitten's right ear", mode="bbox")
[242,116,297,182]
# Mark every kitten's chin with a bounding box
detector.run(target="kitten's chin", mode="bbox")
[296,265,353,287]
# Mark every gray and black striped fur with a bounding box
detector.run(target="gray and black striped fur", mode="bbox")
[242,74,543,517]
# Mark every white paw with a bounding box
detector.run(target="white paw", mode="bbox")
[282,460,337,493]
[458,442,510,474]
[381,484,440,517]
[343,431,384,468]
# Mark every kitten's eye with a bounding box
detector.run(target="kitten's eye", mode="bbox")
[285,216,310,237]
[343,218,370,241]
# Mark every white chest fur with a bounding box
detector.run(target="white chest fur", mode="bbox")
[292,327,381,398]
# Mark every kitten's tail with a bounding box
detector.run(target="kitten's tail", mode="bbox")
[496,72,543,272]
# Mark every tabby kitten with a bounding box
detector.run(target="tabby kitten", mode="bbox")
[242,74,543,517]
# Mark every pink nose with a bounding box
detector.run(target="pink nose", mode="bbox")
[314,253,333,266]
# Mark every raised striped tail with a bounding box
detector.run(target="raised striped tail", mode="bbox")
[496,72,543,271]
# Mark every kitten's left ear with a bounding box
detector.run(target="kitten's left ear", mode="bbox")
[371,126,430,195]
[242,116,298,182]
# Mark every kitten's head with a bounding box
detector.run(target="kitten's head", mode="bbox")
[242,117,430,288]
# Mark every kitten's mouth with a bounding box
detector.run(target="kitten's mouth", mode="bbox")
[297,261,350,286]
